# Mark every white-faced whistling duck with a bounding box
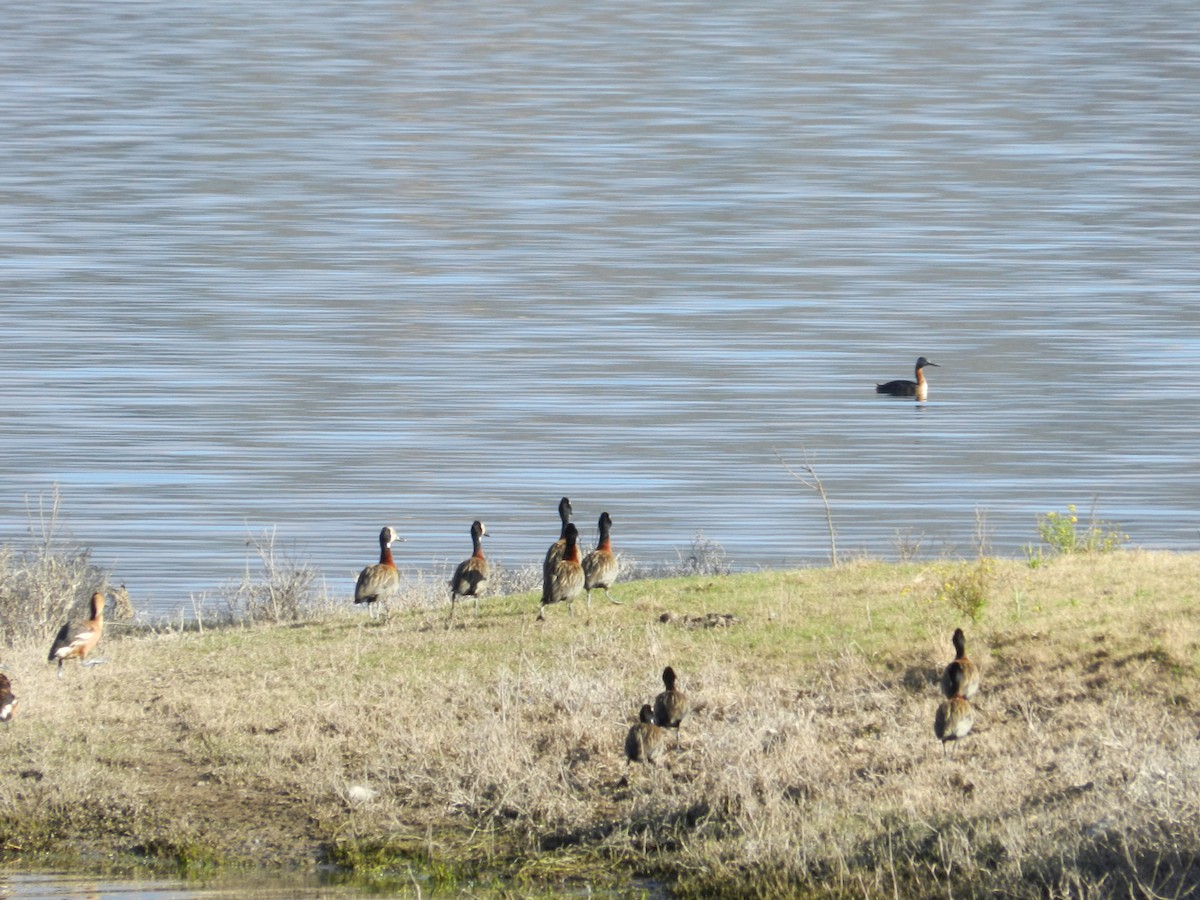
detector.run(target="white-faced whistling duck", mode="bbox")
[876,356,939,401]
[355,526,402,618]
[940,627,980,700]
[625,703,667,765]
[542,496,573,586]
[48,591,106,677]
[538,522,584,620]
[934,696,973,756]
[582,511,622,609]
[653,665,690,745]
[448,520,488,625]
[0,671,16,723]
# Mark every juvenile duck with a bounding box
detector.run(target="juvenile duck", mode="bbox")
[934,696,974,756]
[625,703,667,765]
[653,665,690,745]
[940,628,980,700]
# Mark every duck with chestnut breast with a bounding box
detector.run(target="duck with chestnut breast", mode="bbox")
[355,526,403,618]
[876,356,939,401]
[582,511,622,608]
[48,591,106,677]
[0,670,16,723]
[538,523,584,620]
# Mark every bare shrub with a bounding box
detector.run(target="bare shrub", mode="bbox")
[221,528,325,624]
[0,486,109,646]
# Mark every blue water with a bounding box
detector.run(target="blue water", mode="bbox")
[1,0,1198,621]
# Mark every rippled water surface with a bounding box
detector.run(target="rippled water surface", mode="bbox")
[2,0,1198,618]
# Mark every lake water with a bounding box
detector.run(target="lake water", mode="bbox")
[1,0,1198,621]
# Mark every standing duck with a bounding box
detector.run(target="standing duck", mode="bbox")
[582,511,622,609]
[448,520,488,624]
[48,591,106,677]
[934,696,973,756]
[940,628,980,700]
[538,523,584,620]
[653,665,690,745]
[876,357,939,401]
[625,703,666,765]
[355,526,402,618]
[542,497,573,585]
[0,671,16,722]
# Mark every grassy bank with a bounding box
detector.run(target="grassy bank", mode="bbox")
[2,550,1199,897]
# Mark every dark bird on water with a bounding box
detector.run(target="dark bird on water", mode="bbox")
[582,511,622,609]
[876,356,939,401]
[539,522,584,620]
[48,591,106,677]
[448,520,489,624]
[653,665,690,745]
[934,695,973,756]
[625,703,667,765]
[940,628,980,700]
[355,526,402,618]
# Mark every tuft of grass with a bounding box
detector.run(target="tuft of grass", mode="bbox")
[1036,502,1128,557]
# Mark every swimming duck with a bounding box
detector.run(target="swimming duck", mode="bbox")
[876,357,939,401]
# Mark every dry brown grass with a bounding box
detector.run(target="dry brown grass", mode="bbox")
[1,550,1199,896]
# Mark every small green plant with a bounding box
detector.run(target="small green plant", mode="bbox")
[935,557,992,624]
[1036,503,1127,555]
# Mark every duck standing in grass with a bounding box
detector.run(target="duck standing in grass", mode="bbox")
[448,520,488,624]
[940,628,980,700]
[582,511,621,609]
[625,704,666,765]
[538,523,584,620]
[876,356,939,401]
[48,591,106,677]
[653,665,690,745]
[0,671,16,722]
[355,526,402,618]
[542,496,573,584]
[934,695,973,755]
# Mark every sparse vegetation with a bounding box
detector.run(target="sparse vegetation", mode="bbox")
[0,487,110,646]
[1036,502,1128,557]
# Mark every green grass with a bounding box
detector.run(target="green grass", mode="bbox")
[1,551,1199,897]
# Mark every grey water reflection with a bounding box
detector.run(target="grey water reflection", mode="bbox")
[1,0,1198,616]
[0,870,362,900]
